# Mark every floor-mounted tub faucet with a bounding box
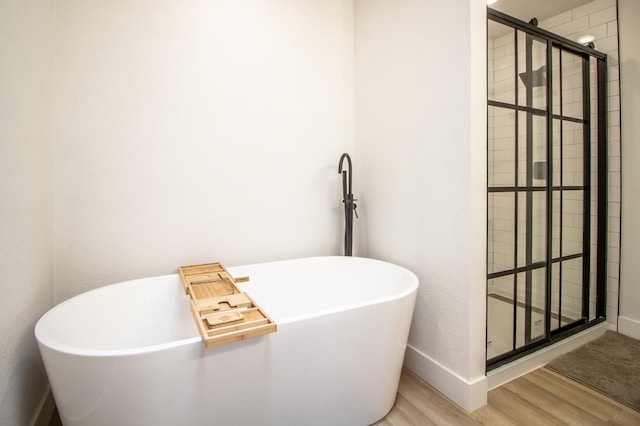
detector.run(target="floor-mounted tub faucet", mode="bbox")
[338,153,358,256]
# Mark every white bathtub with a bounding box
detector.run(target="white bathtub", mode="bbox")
[35,256,418,426]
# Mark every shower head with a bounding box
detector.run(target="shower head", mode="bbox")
[519,65,546,88]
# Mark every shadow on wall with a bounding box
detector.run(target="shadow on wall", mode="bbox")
[0,320,49,426]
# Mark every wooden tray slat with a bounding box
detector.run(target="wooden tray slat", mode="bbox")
[180,262,276,348]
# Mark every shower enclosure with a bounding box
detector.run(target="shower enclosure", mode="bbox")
[486,9,607,370]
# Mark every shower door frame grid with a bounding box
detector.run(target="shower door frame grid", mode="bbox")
[486,9,608,371]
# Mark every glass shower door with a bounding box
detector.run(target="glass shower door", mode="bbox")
[486,10,607,369]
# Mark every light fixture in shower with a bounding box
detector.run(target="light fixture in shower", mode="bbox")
[487,0,498,5]
[577,34,595,44]
[577,34,595,49]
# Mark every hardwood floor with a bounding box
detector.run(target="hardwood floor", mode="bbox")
[376,368,640,425]
[49,367,640,425]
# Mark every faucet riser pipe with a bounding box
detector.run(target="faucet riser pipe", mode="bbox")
[338,153,355,257]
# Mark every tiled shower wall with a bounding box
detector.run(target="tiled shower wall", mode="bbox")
[542,0,620,327]
[488,41,586,320]
[488,0,620,326]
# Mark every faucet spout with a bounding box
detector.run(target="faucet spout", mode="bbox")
[338,153,352,195]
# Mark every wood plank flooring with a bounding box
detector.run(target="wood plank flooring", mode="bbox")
[375,368,640,425]
[49,367,640,425]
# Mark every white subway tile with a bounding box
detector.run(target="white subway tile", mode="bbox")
[608,139,621,157]
[573,0,616,19]
[563,89,575,104]
[608,68,619,85]
[608,156,620,173]
[564,103,583,118]
[608,216,620,233]
[608,125,620,142]
[608,230,620,248]
[503,42,515,56]
[494,54,514,71]
[607,172,620,191]
[587,23,608,40]
[595,35,618,53]
[590,6,617,28]
[494,32,514,48]
[609,201,620,218]
[548,16,590,39]
[541,11,573,29]
[572,88,583,103]
[493,45,504,59]
[494,67,513,83]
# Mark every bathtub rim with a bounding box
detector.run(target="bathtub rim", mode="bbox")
[35,256,418,357]
[35,275,203,358]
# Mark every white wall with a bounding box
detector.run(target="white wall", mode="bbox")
[54,0,355,300]
[0,1,55,424]
[618,0,640,339]
[354,0,487,411]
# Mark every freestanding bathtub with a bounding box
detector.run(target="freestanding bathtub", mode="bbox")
[35,256,418,426]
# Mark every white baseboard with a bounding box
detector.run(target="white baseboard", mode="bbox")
[618,316,640,340]
[31,387,55,426]
[403,345,487,412]
[403,322,611,413]
[487,322,610,390]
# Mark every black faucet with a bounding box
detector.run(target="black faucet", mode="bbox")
[338,153,357,256]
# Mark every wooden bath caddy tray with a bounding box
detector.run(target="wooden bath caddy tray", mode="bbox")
[179,262,276,348]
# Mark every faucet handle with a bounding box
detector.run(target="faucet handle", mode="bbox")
[353,202,359,219]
